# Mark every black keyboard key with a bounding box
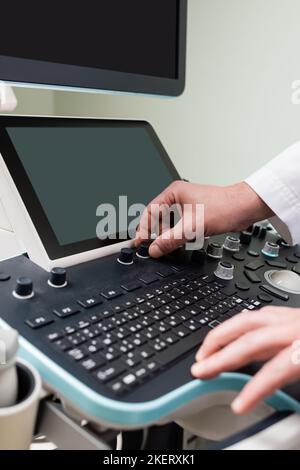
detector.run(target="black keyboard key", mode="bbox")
[144,326,160,340]
[209,320,222,329]
[68,333,87,346]
[173,325,190,338]
[156,266,174,278]
[196,300,211,311]
[232,253,245,262]
[266,260,287,269]
[165,316,182,327]
[145,360,161,373]
[112,304,126,314]
[138,346,155,359]
[86,338,103,354]
[101,347,120,362]
[258,293,273,303]
[64,325,77,335]
[260,285,289,301]
[26,315,53,329]
[221,286,237,297]
[162,333,179,345]
[286,256,298,264]
[68,347,88,361]
[121,281,142,292]
[76,320,90,330]
[244,270,261,284]
[134,366,148,380]
[122,351,142,368]
[245,260,265,271]
[108,379,128,395]
[139,273,159,285]
[247,250,259,257]
[184,319,202,331]
[77,296,103,309]
[150,338,168,352]
[292,265,300,275]
[47,331,64,342]
[122,373,138,387]
[101,288,123,300]
[235,281,250,291]
[132,333,147,346]
[81,356,105,372]
[113,327,131,340]
[94,361,126,383]
[54,338,72,351]
[53,305,80,318]
[134,304,152,315]
[157,327,210,367]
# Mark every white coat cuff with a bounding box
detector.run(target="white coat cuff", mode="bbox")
[245,167,300,246]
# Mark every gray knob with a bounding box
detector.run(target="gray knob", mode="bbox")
[207,242,223,259]
[214,261,235,280]
[223,236,240,252]
[262,242,280,258]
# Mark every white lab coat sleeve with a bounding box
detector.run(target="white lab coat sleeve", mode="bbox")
[245,141,300,246]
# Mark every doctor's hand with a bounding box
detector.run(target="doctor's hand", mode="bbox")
[135,180,273,258]
[191,307,300,415]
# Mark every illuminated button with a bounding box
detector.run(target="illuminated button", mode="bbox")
[262,242,280,258]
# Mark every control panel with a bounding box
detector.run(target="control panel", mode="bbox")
[0,225,299,409]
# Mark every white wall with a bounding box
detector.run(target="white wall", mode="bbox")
[52,0,300,185]
[5,0,300,187]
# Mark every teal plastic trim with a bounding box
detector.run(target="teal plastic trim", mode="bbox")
[2,319,300,427]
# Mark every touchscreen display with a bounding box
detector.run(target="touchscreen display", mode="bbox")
[6,125,176,247]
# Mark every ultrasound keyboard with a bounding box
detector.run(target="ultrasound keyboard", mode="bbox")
[0,227,299,408]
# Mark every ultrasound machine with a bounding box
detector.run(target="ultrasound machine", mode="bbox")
[0,1,300,450]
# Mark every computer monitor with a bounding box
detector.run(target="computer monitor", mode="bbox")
[0,116,180,270]
[0,1,187,97]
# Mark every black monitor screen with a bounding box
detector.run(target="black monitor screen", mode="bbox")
[0,1,187,96]
[0,117,179,259]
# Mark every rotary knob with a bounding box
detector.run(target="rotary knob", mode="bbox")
[136,242,150,259]
[240,231,252,245]
[207,242,223,259]
[214,261,235,281]
[13,277,34,299]
[48,267,67,288]
[223,236,240,252]
[262,242,280,258]
[118,248,134,265]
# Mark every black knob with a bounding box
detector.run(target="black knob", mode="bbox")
[192,249,206,264]
[14,277,34,299]
[253,225,260,237]
[240,231,252,245]
[259,227,267,239]
[118,248,134,265]
[49,267,67,288]
[137,242,150,259]
[246,225,254,234]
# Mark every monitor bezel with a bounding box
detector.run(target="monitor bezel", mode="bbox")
[0,1,187,97]
[0,116,180,267]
